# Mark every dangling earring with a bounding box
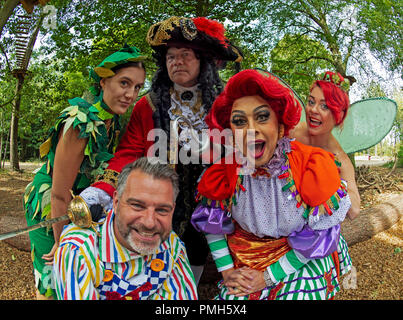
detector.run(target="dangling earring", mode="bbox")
[278,124,285,139]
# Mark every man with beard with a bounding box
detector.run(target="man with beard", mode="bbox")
[80,16,243,284]
[53,158,197,300]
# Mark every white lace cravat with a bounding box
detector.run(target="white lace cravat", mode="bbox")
[168,84,208,151]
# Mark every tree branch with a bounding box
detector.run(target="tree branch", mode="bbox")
[0,94,16,110]
[0,42,11,72]
[343,30,355,67]
[294,55,334,65]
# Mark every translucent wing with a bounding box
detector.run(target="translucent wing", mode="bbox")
[300,97,398,154]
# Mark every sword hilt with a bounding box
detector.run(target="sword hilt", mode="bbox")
[67,194,94,228]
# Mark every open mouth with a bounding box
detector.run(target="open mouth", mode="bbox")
[308,116,322,128]
[131,227,159,243]
[247,140,266,158]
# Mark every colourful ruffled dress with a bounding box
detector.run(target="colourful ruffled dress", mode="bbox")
[191,137,353,300]
[23,95,121,298]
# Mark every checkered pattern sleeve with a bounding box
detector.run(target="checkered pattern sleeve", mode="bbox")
[53,226,101,300]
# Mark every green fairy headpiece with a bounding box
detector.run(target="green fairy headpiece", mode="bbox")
[89,45,147,95]
[320,71,350,92]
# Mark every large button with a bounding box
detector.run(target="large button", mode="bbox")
[150,259,165,272]
[103,269,114,282]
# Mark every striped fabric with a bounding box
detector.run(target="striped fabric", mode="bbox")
[53,211,197,300]
[205,234,234,272]
[206,232,310,281]
[215,235,352,300]
[267,249,310,283]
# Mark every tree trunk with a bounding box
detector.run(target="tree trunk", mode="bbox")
[1,124,10,168]
[341,193,403,246]
[0,0,20,40]
[9,14,43,171]
[9,73,23,171]
[0,111,3,165]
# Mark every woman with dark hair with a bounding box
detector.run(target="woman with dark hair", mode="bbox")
[191,69,353,300]
[79,16,243,284]
[24,46,147,299]
[290,72,360,220]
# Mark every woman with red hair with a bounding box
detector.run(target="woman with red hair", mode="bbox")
[191,69,352,300]
[290,72,360,220]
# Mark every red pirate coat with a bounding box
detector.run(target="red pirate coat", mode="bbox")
[92,95,156,197]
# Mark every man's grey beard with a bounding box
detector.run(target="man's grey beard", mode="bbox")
[126,229,163,255]
[114,204,171,255]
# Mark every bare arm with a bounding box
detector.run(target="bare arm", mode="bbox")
[288,122,310,144]
[338,151,361,220]
[43,126,87,263]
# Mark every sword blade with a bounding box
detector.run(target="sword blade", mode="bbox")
[0,215,70,241]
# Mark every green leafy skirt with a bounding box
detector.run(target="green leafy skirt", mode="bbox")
[24,165,57,298]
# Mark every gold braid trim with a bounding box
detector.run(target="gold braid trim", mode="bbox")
[146,16,183,47]
[94,169,120,190]
[145,93,156,112]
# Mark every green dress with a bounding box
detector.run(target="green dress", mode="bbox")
[23,95,120,298]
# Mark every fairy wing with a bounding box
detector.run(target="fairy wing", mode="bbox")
[300,97,398,154]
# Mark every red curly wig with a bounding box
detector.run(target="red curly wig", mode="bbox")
[205,69,302,136]
[311,71,350,126]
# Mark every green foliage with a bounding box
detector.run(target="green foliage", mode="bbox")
[398,144,403,168]
[270,33,334,101]
[1,56,90,160]
[261,0,402,85]
[357,0,402,75]
[39,0,272,79]
[1,0,401,162]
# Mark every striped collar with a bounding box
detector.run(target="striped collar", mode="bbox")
[98,210,167,263]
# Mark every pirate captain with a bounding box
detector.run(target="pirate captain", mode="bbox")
[80,16,243,285]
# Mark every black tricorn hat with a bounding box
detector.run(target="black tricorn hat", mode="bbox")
[146,16,243,63]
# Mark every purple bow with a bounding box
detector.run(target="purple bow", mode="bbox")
[191,204,234,234]
[288,224,341,259]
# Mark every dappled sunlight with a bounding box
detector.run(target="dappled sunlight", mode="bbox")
[0,171,33,218]
[374,219,403,247]
[336,218,403,300]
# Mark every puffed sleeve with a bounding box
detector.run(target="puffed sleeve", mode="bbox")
[192,161,240,234]
[287,140,351,227]
[191,162,240,272]
[282,140,351,261]
[287,224,340,259]
[191,203,234,234]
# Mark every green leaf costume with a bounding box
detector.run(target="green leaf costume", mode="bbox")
[23,46,146,298]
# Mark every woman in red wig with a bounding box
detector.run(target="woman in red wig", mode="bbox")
[191,69,353,300]
[290,72,360,220]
